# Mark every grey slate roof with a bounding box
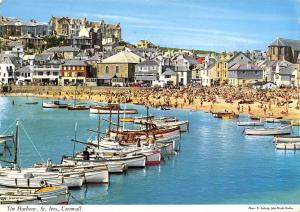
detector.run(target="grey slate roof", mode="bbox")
[162,67,176,76]
[16,66,32,73]
[63,59,88,66]
[136,60,159,67]
[0,54,22,68]
[269,38,300,51]
[7,41,23,48]
[229,63,261,71]
[35,53,53,62]
[46,46,80,52]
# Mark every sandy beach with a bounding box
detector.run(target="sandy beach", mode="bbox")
[1,85,300,121]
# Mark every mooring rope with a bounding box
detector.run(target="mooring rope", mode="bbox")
[19,122,45,163]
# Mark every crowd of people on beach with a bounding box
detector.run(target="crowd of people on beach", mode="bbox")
[6,85,300,119]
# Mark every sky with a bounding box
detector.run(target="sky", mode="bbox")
[0,0,299,52]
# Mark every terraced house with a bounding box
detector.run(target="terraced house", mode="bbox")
[0,16,49,38]
[215,52,234,85]
[61,59,91,85]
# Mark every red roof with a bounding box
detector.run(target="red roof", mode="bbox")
[196,57,205,62]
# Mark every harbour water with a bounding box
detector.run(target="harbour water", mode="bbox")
[0,96,300,204]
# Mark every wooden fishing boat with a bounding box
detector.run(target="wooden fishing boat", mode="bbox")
[249,114,260,120]
[87,141,162,166]
[244,125,291,136]
[134,115,155,123]
[264,117,281,123]
[32,162,109,184]
[140,120,189,132]
[67,105,90,110]
[42,101,68,108]
[274,136,300,143]
[25,102,38,105]
[276,142,300,150]
[109,126,181,141]
[0,171,84,188]
[211,111,232,118]
[237,121,264,126]
[62,154,146,168]
[222,113,239,119]
[0,186,68,204]
[90,103,137,114]
[0,121,83,189]
[120,117,134,122]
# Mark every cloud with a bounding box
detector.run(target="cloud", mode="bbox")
[77,12,154,25]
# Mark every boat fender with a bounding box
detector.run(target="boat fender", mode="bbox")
[39,180,47,187]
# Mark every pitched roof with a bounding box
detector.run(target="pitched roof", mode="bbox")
[229,63,262,71]
[101,51,144,64]
[162,67,176,76]
[227,52,251,63]
[16,66,33,73]
[46,46,80,52]
[269,38,300,51]
[136,60,159,67]
[7,41,23,48]
[63,59,88,66]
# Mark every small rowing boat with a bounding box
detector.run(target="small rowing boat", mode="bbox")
[237,121,264,126]
[276,142,300,150]
[25,102,38,105]
[67,105,90,110]
[90,103,137,114]
[42,101,68,108]
[244,125,291,136]
[119,117,134,122]
[274,136,300,143]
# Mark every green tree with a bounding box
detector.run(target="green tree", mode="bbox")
[43,36,64,49]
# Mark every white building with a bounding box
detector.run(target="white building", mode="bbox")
[273,62,296,87]
[0,54,21,84]
[15,65,33,84]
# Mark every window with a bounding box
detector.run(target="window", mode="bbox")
[28,73,30,77]
[53,72,59,76]
[116,66,120,73]
[38,72,43,76]
[105,66,109,73]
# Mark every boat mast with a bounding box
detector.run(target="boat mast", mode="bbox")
[97,113,101,149]
[146,105,149,131]
[74,80,77,106]
[108,107,112,139]
[116,103,120,139]
[14,121,19,166]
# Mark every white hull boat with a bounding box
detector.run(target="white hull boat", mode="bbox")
[0,186,68,204]
[274,136,300,143]
[0,171,84,188]
[276,142,300,150]
[244,125,291,136]
[90,107,137,114]
[237,121,264,126]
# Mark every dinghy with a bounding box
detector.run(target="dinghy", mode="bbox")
[237,121,264,126]
[276,142,300,150]
[274,136,300,143]
[244,125,291,136]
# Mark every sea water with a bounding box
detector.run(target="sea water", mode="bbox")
[0,96,300,204]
